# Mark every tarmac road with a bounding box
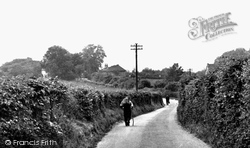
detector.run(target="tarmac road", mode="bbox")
[96,99,211,148]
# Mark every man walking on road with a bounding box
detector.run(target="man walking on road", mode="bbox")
[166,95,170,105]
[120,96,134,126]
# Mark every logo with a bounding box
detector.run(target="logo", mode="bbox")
[5,140,11,146]
[188,12,237,41]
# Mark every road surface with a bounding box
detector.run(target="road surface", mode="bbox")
[96,99,211,148]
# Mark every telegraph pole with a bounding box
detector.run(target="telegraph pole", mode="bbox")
[131,43,143,92]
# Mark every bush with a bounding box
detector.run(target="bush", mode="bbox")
[138,79,151,89]
[153,80,166,88]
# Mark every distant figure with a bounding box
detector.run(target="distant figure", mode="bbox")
[166,95,170,105]
[120,96,134,126]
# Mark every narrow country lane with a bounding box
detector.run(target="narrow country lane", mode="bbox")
[96,100,211,148]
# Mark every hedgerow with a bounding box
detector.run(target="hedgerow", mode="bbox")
[0,76,163,148]
[177,57,250,147]
[0,76,66,148]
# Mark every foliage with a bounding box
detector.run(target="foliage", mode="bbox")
[0,76,66,148]
[162,89,178,98]
[153,80,166,88]
[177,48,250,148]
[0,75,163,148]
[90,63,186,92]
[0,58,42,78]
[214,48,250,65]
[138,79,151,89]
[41,45,76,80]
[91,72,115,84]
[91,71,136,89]
[139,68,162,79]
[71,53,85,78]
[81,44,106,79]
[119,78,136,89]
[164,81,179,92]
[41,44,106,80]
[195,69,206,78]
[163,63,184,82]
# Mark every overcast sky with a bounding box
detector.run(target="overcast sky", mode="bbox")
[0,0,249,72]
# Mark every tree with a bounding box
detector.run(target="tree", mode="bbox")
[81,44,106,78]
[42,45,75,80]
[0,58,42,77]
[71,53,85,78]
[214,48,250,66]
[41,44,107,80]
[140,68,162,79]
[164,63,184,82]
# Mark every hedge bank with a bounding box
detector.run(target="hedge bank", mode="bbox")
[0,76,163,148]
[177,57,250,148]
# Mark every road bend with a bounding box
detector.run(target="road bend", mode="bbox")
[96,99,211,148]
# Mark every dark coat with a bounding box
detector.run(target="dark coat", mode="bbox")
[120,97,134,120]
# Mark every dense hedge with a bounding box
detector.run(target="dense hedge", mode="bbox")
[177,57,250,148]
[0,76,66,148]
[0,76,163,148]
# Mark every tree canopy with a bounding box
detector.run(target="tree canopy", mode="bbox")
[163,63,184,82]
[140,68,162,79]
[41,44,106,80]
[214,48,250,66]
[0,57,42,77]
[41,45,75,80]
[81,44,106,78]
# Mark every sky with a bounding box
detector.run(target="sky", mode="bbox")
[0,0,249,72]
